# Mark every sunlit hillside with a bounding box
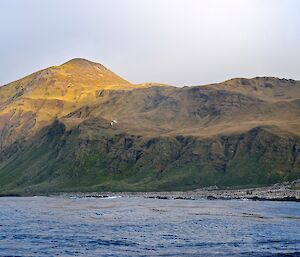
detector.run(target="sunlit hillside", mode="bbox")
[0,59,299,194]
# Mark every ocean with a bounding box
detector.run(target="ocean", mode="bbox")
[0,196,299,256]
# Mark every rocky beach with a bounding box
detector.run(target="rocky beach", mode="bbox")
[59,180,300,202]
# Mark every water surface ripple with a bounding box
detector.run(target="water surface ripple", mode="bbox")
[0,196,299,256]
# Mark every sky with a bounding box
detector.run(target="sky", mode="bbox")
[0,0,299,87]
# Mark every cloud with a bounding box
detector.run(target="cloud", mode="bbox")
[0,0,299,86]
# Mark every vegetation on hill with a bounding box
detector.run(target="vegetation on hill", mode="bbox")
[0,59,299,194]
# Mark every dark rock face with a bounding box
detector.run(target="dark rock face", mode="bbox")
[46,120,66,139]
[0,118,298,194]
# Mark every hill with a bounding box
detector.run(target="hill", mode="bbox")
[0,59,299,195]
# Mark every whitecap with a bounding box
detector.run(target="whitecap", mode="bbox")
[106,196,122,199]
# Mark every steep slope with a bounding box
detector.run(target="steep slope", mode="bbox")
[0,119,298,194]
[0,59,299,194]
[0,58,153,148]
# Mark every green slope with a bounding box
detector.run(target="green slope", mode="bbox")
[0,119,299,195]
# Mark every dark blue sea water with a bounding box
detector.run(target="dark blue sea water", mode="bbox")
[0,196,299,257]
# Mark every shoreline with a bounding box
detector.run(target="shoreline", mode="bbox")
[65,188,300,203]
[60,180,300,202]
[1,180,300,202]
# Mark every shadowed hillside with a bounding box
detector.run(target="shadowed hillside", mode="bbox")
[0,59,299,194]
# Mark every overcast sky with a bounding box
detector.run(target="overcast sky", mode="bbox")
[0,0,299,86]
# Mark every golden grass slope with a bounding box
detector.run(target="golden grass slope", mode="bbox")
[0,59,159,146]
[0,58,299,148]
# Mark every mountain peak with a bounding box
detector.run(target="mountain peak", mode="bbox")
[61,58,105,69]
[67,58,92,63]
[57,58,131,84]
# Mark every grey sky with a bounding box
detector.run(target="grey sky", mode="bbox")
[0,0,299,86]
